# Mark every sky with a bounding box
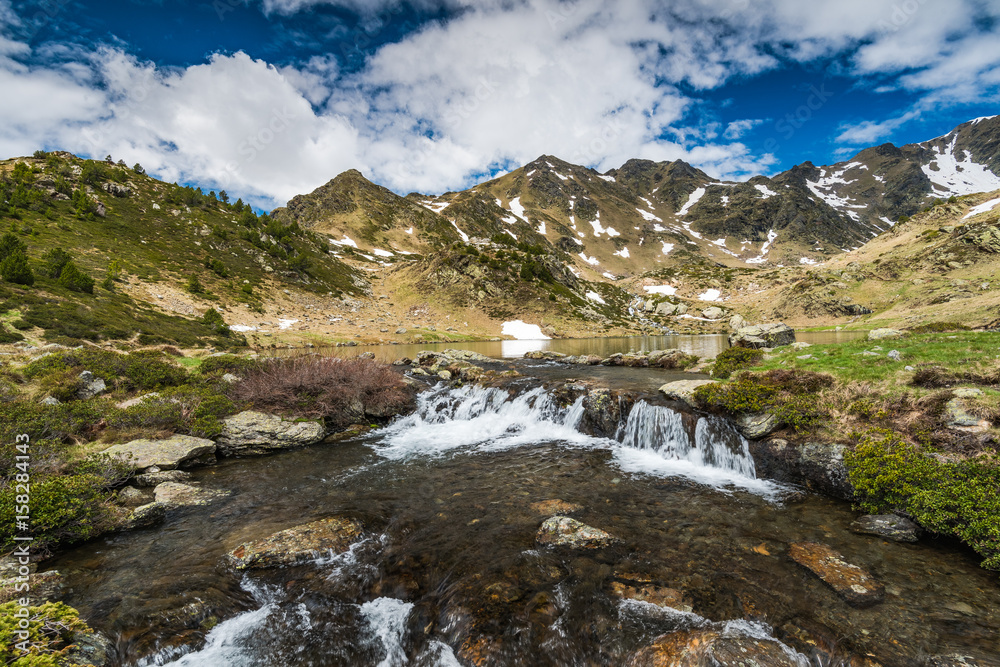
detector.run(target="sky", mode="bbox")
[1,0,998,210]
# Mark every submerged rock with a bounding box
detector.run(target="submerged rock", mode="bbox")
[611,581,692,613]
[536,516,620,549]
[529,499,583,515]
[729,323,796,349]
[123,501,167,530]
[215,411,325,456]
[225,516,363,570]
[102,435,216,472]
[133,469,192,487]
[789,542,884,608]
[627,628,801,666]
[850,514,921,543]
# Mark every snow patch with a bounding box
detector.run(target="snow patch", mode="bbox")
[698,289,722,302]
[422,200,450,214]
[661,242,675,255]
[578,253,600,266]
[644,285,677,296]
[373,249,393,257]
[230,325,256,333]
[405,227,414,235]
[636,208,663,222]
[921,136,1000,196]
[602,272,616,279]
[754,184,778,199]
[964,197,1000,219]
[449,220,469,243]
[799,257,818,265]
[278,319,299,330]
[502,320,550,340]
[677,187,706,216]
[598,174,615,182]
[330,235,358,248]
[508,197,527,220]
[614,247,630,259]
[585,291,607,305]
[745,229,777,265]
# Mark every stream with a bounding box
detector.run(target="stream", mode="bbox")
[47,369,1000,666]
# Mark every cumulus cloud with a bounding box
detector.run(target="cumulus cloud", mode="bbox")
[0,0,997,208]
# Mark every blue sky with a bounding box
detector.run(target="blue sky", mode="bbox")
[1,0,998,208]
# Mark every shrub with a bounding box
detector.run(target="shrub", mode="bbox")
[909,322,971,334]
[56,262,94,294]
[198,354,257,377]
[228,356,412,427]
[23,349,186,391]
[202,308,230,337]
[846,429,1000,570]
[0,251,34,286]
[711,346,764,379]
[694,371,830,433]
[42,248,72,279]
[0,329,24,344]
[0,601,92,666]
[186,275,204,294]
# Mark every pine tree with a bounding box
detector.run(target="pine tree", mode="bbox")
[0,250,34,286]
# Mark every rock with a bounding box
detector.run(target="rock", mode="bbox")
[117,486,149,507]
[115,392,161,409]
[225,516,363,570]
[393,357,412,366]
[729,314,747,331]
[123,501,167,530]
[530,499,582,515]
[655,302,679,316]
[953,387,984,398]
[220,373,240,383]
[729,323,796,349]
[611,582,692,613]
[580,388,631,437]
[868,328,903,341]
[944,395,990,431]
[215,411,325,456]
[659,380,716,408]
[442,349,495,364]
[395,328,407,334]
[789,542,884,608]
[133,469,192,487]
[749,439,853,500]
[41,396,61,406]
[101,435,216,472]
[734,412,782,440]
[536,516,620,549]
[524,350,567,361]
[66,630,114,667]
[627,629,801,666]
[790,342,812,350]
[154,482,229,507]
[77,371,107,399]
[887,350,902,361]
[927,655,985,667]
[850,514,921,543]
[701,306,725,320]
[438,370,453,381]
[602,353,626,366]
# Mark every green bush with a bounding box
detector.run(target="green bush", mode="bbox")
[198,354,257,377]
[23,349,186,392]
[202,308,230,337]
[0,329,24,344]
[694,372,828,433]
[846,429,1000,570]
[0,600,91,666]
[55,262,94,294]
[0,251,34,286]
[711,346,764,379]
[42,248,71,279]
[0,400,107,443]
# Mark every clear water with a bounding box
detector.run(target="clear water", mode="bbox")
[48,382,1000,666]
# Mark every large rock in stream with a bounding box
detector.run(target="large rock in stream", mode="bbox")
[226,516,363,570]
[659,380,716,409]
[536,516,620,549]
[102,435,216,472]
[215,411,326,456]
[789,542,884,608]
[749,439,854,500]
[626,628,802,666]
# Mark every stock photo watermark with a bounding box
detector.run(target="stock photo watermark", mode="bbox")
[9,433,34,656]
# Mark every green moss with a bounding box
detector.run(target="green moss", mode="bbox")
[846,428,1000,570]
[710,346,764,379]
[0,601,91,666]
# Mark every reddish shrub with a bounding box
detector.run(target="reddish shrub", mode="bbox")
[228,356,413,426]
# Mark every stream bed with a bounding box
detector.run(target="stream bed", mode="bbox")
[47,381,1000,666]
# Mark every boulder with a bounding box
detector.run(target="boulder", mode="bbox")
[789,542,884,608]
[611,582,692,613]
[728,314,747,331]
[66,630,114,667]
[655,302,679,316]
[153,482,229,507]
[133,469,192,487]
[215,411,325,456]
[945,390,990,431]
[123,501,167,530]
[442,349,495,364]
[101,435,216,472]
[523,350,566,361]
[749,439,853,500]
[225,516,363,570]
[734,412,782,440]
[868,328,903,341]
[627,629,801,666]
[701,306,725,320]
[850,514,921,543]
[729,323,796,349]
[580,388,632,437]
[536,516,619,549]
[77,371,106,399]
[659,380,716,409]
[117,486,149,507]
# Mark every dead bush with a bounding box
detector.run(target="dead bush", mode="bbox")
[228,355,413,427]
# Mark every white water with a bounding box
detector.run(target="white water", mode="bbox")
[376,386,780,496]
[361,598,414,667]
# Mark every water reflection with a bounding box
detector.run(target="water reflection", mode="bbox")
[299,331,867,363]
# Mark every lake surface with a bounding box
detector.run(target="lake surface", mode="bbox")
[305,330,868,363]
[47,379,1000,667]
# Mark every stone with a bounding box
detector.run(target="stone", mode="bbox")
[611,582,692,613]
[215,411,325,456]
[627,629,801,666]
[729,314,747,331]
[154,482,229,507]
[701,306,725,320]
[887,350,902,361]
[868,328,903,341]
[523,350,567,361]
[220,373,240,383]
[734,412,782,440]
[655,302,679,316]
[953,387,984,398]
[530,499,582,515]
[101,435,216,472]
[66,630,114,667]
[790,342,812,350]
[225,516,363,570]
[536,516,620,549]
[944,396,990,431]
[850,514,921,542]
[117,486,149,507]
[396,328,407,334]
[659,380,716,408]
[789,542,884,608]
[749,439,853,500]
[393,357,412,366]
[41,396,61,406]
[77,371,107,399]
[438,370,453,381]
[123,501,167,530]
[927,655,985,667]
[115,392,161,409]
[729,323,796,349]
[133,470,192,487]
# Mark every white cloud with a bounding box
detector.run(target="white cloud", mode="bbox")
[723,119,766,140]
[835,110,921,145]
